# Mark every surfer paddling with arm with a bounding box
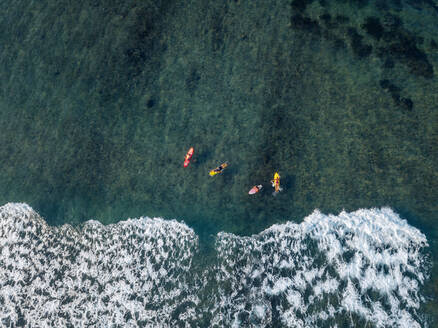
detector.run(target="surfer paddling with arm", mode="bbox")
[209,162,228,176]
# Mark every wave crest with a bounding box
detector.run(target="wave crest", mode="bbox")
[209,208,428,327]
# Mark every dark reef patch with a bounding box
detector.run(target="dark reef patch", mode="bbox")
[320,13,331,23]
[375,0,389,11]
[399,97,413,111]
[335,15,349,24]
[337,0,369,8]
[380,79,400,99]
[348,28,372,58]
[383,58,394,69]
[185,68,201,96]
[391,0,402,8]
[123,8,164,79]
[406,0,438,13]
[379,79,399,93]
[288,3,433,79]
[386,34,434,78]
[291,0,436,78]
[379,79,414,111]
[333,38,346,50]
[381,14,402,32]
[291,0,314,13]
[147,99,155,108]
[362,17,384,41]
[367,14,435,78]
[290,14,321,36]
[320,13,340,29]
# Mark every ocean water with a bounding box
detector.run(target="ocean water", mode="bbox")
[0,203,431,327]
[0,0,437,326]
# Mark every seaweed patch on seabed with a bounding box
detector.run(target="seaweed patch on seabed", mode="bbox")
[348,27,373,58]
[289,1,434,78]
[288,1,434,110]
[379,79,414,111]
[367,14,434,79]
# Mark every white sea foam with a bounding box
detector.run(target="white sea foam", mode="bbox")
[0,203,430,327]
[0,203,199,327]
[208,208,429,327]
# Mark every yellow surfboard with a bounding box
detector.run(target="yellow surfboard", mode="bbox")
[272,172,280,192]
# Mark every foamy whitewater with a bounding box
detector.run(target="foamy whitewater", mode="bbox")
[0,203,430,327]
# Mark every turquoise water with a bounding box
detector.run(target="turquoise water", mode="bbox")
[0,0,437,326]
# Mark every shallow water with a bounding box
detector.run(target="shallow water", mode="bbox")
[0,0,437,326]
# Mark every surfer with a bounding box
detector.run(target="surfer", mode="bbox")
[248,185,263,195]
[271,172,282,194]
[183,147,194,167]
[209,162,228,176]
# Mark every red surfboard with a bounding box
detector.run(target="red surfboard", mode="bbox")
[183,147,194,167]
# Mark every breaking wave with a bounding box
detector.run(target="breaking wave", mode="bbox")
[0,203,430,327]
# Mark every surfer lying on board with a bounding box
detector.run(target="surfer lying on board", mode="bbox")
[209,162,228,176]
[183,147,194,167]
[248,185,263,194]
[271,172,283,195]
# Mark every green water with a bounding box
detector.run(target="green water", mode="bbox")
[0,0,437,322]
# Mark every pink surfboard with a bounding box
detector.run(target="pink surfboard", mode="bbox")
[248,185,262,194]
